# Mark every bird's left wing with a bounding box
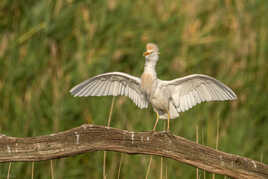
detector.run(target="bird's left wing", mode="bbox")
[70,72,148,109]
[162,74,237,112]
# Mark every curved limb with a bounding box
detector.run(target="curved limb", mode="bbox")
[152,111,159,131]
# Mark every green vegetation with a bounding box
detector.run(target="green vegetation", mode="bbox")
[0,0,267,178]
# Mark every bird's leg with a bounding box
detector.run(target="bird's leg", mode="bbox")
[167,111,170,132]
[152,111,159,131]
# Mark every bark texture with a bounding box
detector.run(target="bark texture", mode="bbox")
[0,124,267,179]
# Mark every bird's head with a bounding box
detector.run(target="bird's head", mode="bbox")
[143,43,159,62]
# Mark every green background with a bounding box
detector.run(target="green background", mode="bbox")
[0,0,267,178]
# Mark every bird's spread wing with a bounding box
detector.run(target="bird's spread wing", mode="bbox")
[162,74,237,112]
[70,72,148,109]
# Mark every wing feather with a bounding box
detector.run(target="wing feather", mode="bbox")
[112,81,118,96]
[163,74,237,113]
[125,84,129,97]
[103,81,111,96]
[185,95,190,110]
[92,81,102,96]
[93,81,102,96]
[76,82,90,96]
[98,81,107,96]
[181,95,187,111]
[133,91,138,106]
[70,72,148,109]
[96,81,106,96]
[84,81,98,97]
[193,89,201,104]
[187,94,192,109]
[118,83,122,96]
[190,92,195,107]
[108,81,115,95]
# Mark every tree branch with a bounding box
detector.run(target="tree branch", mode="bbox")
[0,124,267,178]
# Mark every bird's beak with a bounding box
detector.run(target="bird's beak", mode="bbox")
[143,51,152,57]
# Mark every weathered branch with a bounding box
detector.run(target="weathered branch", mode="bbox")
[0,124,267,178]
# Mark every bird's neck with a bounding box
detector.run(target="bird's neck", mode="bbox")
[144,61,157,77]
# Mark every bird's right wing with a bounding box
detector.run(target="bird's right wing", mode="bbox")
[70,72,148,109]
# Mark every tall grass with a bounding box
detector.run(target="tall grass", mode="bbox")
[0,0,267,178]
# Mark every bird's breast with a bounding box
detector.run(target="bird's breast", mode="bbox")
[141,73,155,97]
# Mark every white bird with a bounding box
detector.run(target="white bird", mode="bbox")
[70,43,237,131]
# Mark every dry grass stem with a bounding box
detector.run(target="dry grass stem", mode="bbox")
[104,96,116,179]
[7,162,11,179]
